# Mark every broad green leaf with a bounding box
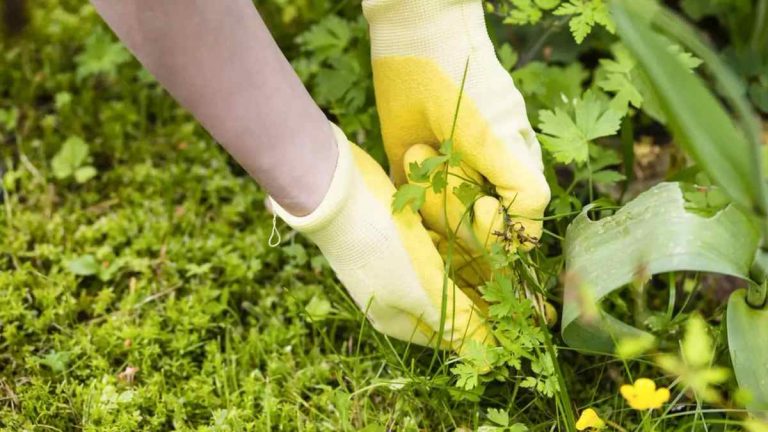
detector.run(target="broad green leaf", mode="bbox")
[562,182,758,352]
[66,254,100,276]
[52,136,89,179]
[74,166,97,183]
[727,289,768,413]
[590,170,625,184]
[611,0,767,219]
[305,295,332,321]
[615,333,656,360]
[681,314,712,368]
[497,43,519,71]
[538,91,622,164]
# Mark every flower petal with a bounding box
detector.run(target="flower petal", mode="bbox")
[620,384,636,401]
[634,378,657,392]
[652,388,671,408]
[576,408,605,431]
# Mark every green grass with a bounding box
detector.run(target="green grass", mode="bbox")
[2,0,766,430]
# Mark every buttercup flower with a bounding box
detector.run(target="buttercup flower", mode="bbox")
[620,378,670,410]
[576,408,605,430]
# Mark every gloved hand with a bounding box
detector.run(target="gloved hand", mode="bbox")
[363,0,551,253]
[270,123,493,351]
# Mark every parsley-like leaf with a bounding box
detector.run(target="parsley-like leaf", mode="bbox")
[453,182,482,209]
[537,91,623,164]
[554,0,615,44]
[483,276,519,318]
[486,408,509,427]
[392,184,426,213]
[407,155,448,183]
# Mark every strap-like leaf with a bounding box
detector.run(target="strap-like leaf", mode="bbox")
[562,183,759,352]
[727,289,768,414]
[611,0,767,219]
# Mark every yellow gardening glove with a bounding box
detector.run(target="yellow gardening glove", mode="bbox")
[270,123,493,352]
[363,0,551,253]
[403,143,501,287]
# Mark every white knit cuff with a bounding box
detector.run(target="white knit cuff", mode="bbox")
[269,123,352,233]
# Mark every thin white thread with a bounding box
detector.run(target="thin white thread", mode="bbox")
[268,213,281,247]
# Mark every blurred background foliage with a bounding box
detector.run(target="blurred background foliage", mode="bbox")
[1,0,766,430]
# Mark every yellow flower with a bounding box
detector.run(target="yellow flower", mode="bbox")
[620,378,670,410]
[576,408,605,430]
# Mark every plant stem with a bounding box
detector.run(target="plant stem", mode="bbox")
[632,280,647,327]
[518,17,569,67]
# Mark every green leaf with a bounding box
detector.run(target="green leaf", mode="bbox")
[392,184,426,213]
[453,182,482,209]
[74,166,97,183]
[283,244,308,266]
[554,0,615,43]
[514,62,587,111]
[313,55,361,107]
[430,170,448,194]
[438,139,463,167]
[538,91,622,164]
[482,276,518,318]
[451,362,480,390]
[681,183,730,216]
[576,91,624,139]
[727,289,768,413]
[305,295,332,321]
[597,44,644,110]
[513,62,588,113]
[504,0,545,25]
[562,182,759,352]
[52,136,89,179]
[75,28,131,80]
[597,42,702,121]
[615,333,656,359]
[497,43,519,71]
[590,170,625,185]
[681,314,713,368]
[407,155,448,183]
[66,254,100,276]
[295,15,352,60]
[486,408,509,427]
[612,0,767,218]
[37,351,70,373]
[535,0,561,8]
[538,109,587,164]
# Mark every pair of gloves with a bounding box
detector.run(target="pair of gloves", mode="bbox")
[271,0,550,352]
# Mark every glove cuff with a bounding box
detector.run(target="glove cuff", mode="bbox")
[269,123,352,233]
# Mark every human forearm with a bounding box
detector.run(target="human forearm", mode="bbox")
[91,0,337,215]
